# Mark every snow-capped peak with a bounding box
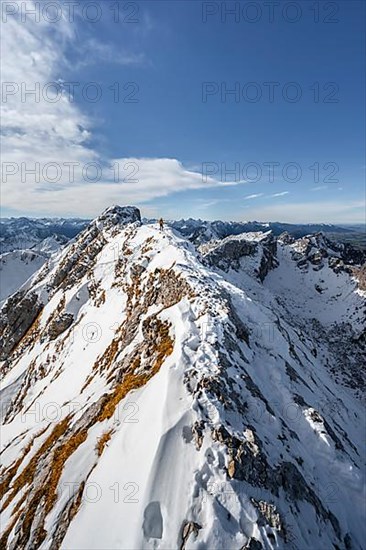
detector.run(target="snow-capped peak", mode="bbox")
[93,205,141,231]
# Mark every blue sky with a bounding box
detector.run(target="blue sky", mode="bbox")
[1,0,365,222]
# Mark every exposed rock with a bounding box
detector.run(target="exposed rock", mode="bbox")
[352,264,366,291]
[0,209,364,550]
[202,238,257,269]
[0,291,42,360]
[94,205,141,230]
[211,424,342,541]
[243,538,263,550]
[251,499,282,531]
[180,521,202,550]
[258,233,278,281]
[200,232,277,282]
[278,231,295,245]
[191,420,205,450]
[290,233,365,279]
[47,313,74,340]
[49,225,107,291]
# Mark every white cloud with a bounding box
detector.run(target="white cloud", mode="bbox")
[271,191,289,197]
[244,193,264,200]
[1,8,246,217]
[2,157,248,217]
[1,1,96,169]
[74,38,146,69]
[311,185,328,191]
[197,198,232,209]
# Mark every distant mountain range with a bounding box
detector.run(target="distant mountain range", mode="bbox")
[169,219,365,247]
[2,216,364,255]
[0,217,90,254]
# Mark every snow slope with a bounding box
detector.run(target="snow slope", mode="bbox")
[0,250,47,305]
[0,206,365,550]
[0,234,69,305]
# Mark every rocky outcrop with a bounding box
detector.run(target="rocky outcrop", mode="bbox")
[257,234,278,281]
[201,232,277,281]
[48,206,141,293]
[94,205,141,229]
[289,232,365,274]
[212,424,341,541]
[47,313,74,340]
[278,231,295,245]
[352,264,366,291]
[180,521,202,550]
[243,538,263,549]
[202,238,257,270]
[48,225,107,291]
[0,206,142,362]
[251,500,282,531]
[0,291,43,360]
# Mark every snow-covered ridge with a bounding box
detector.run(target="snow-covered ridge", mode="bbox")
[0,206,365,550]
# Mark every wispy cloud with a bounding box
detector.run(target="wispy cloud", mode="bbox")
[197,198,232,209]
[271,191,289,197]
[311,185,328,191]
[244,193,264,200]
[74,38,146,69]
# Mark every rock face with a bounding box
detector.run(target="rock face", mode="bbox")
[0,207,365,550]
[353,264,366,291]
[258,233,278,281]
[0,290,43,360]
[0,207,141,362]
[288,232,366,274]
[94,205,141,229]
[200,231,278,281]
[278,231,295,245]
[48,313,74,340]
[202,237,257,268]
[244,538,263,550]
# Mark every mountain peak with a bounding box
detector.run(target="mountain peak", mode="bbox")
[94,205,141,230]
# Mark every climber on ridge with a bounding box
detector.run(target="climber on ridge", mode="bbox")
[159,217,164,231]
